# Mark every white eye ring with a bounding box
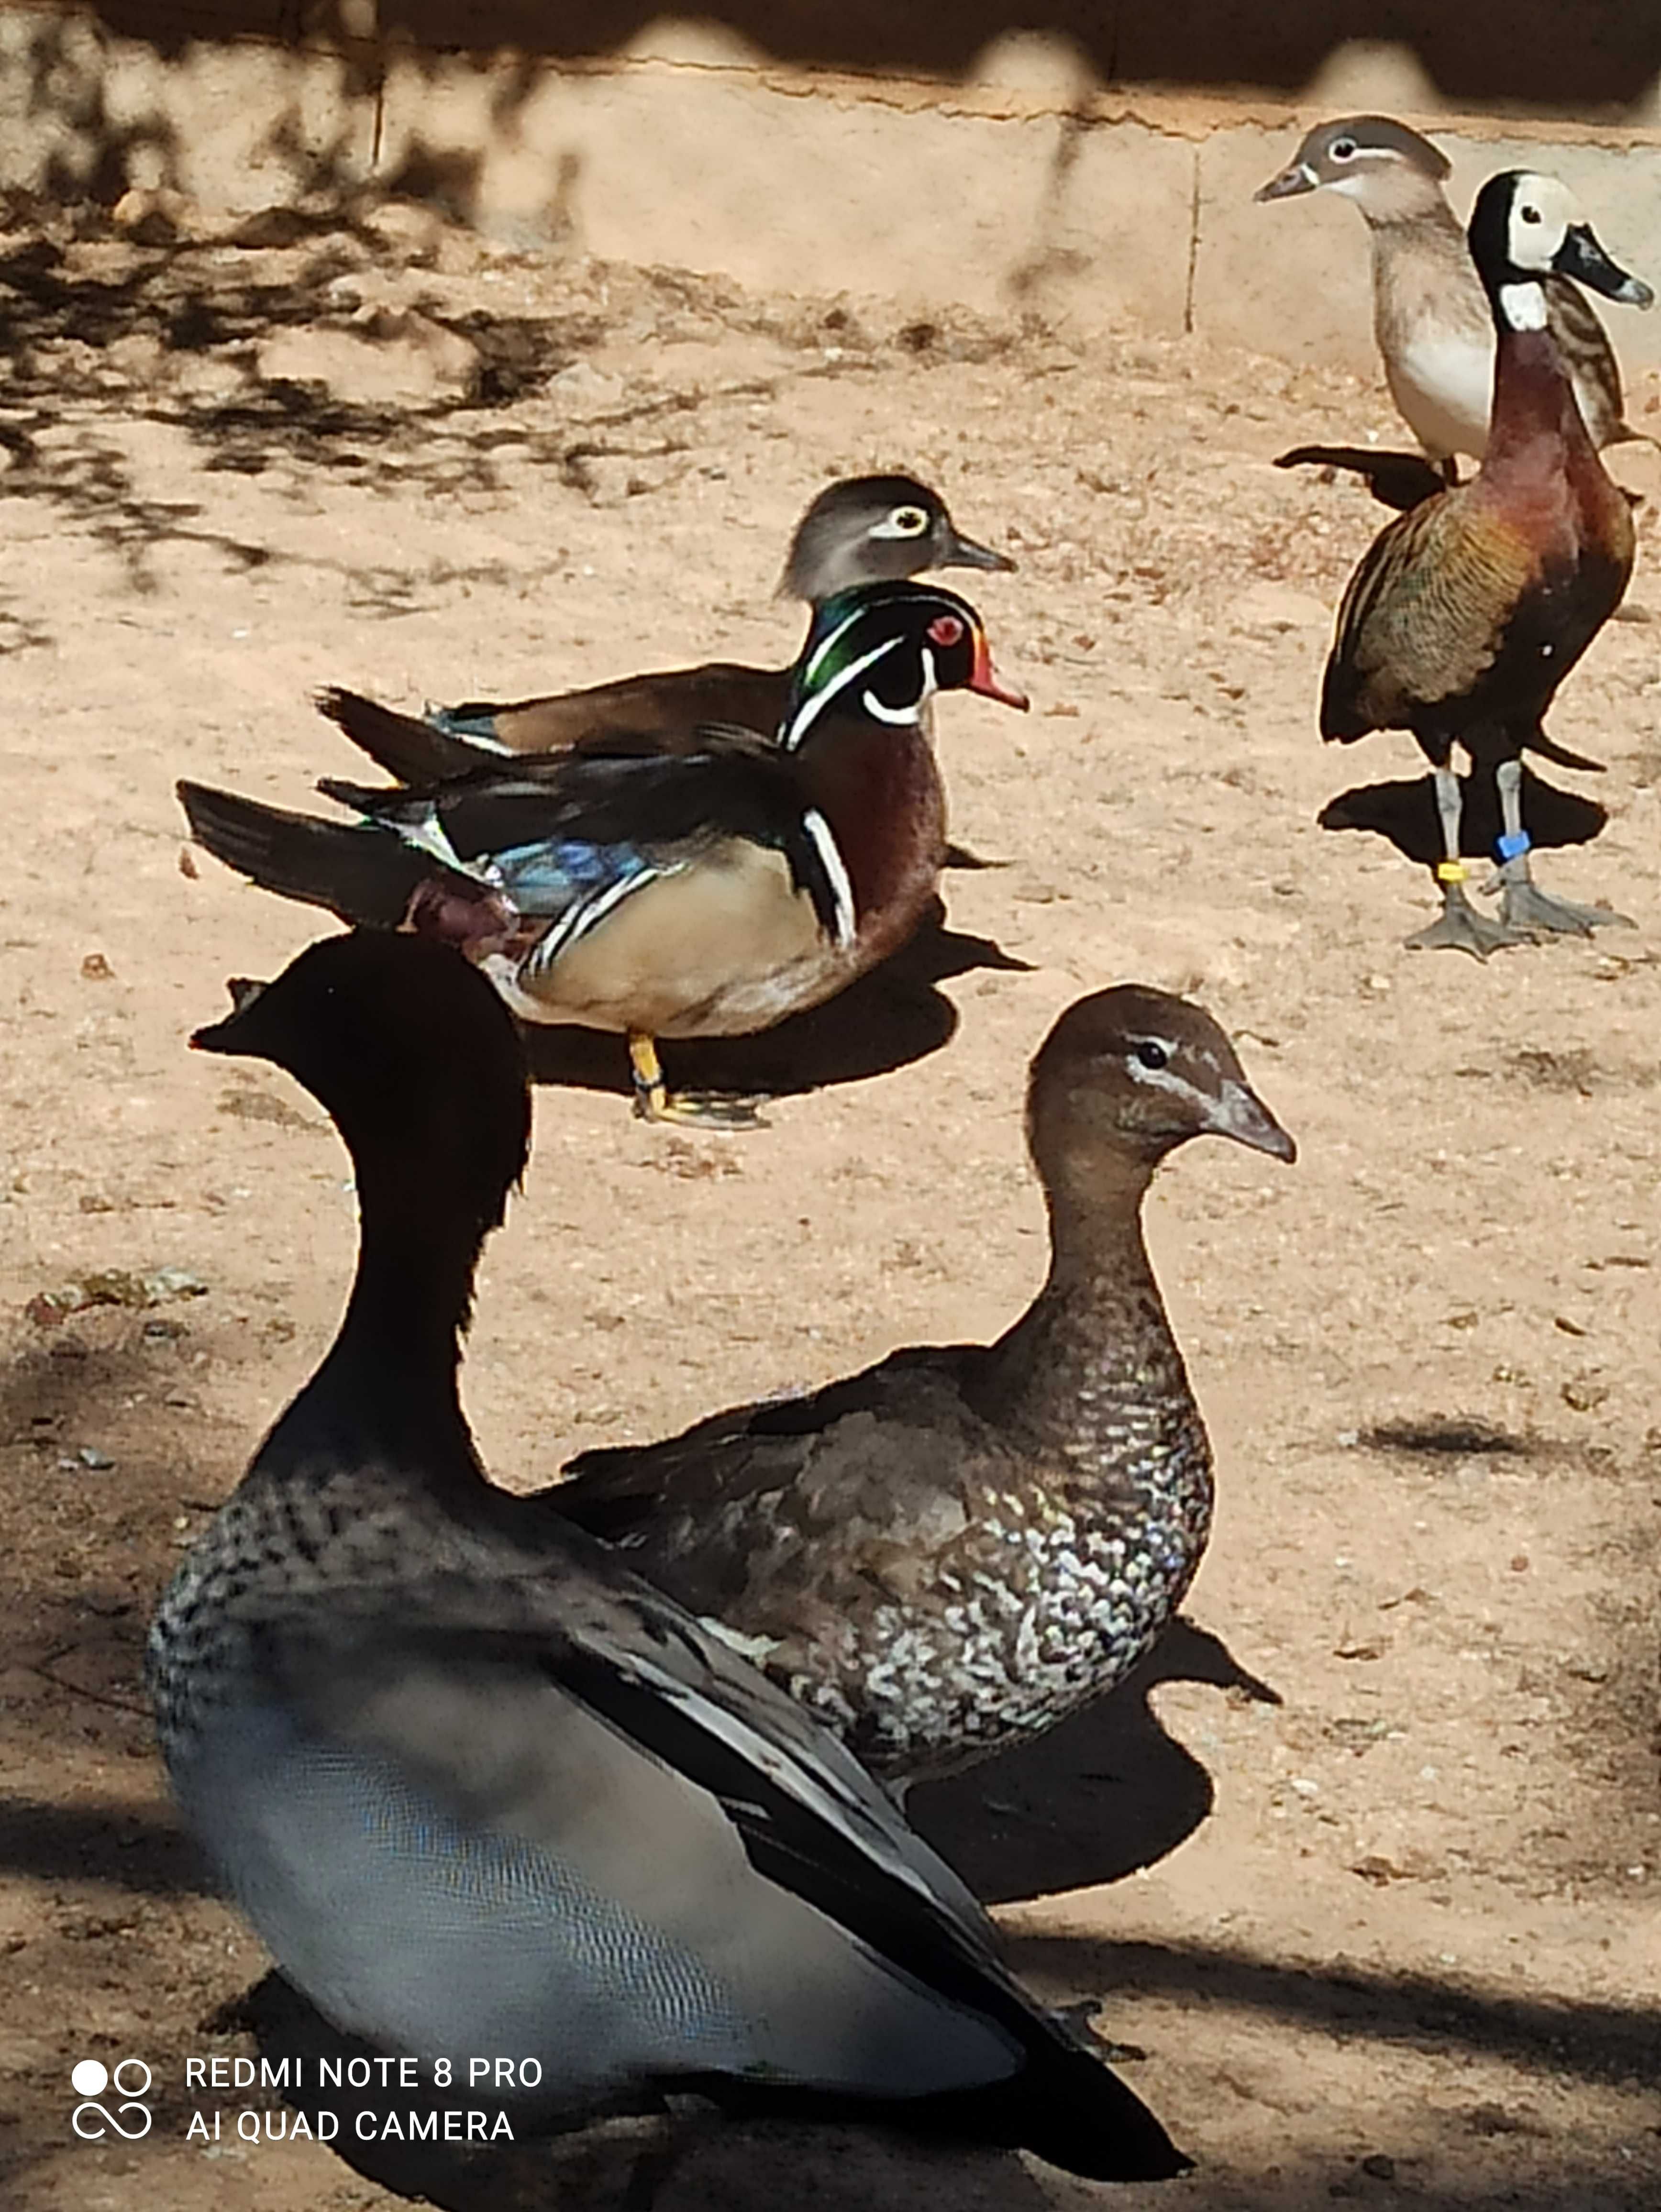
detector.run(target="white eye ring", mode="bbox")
[888,506,929,535]
[1330,138,1357,160]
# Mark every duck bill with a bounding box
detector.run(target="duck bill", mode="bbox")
[1554,222,1654,308]
[1207,1078,1296,1163]
[968,632,1030,711]
[1255,161,1318,204]
[943,525,1017,575]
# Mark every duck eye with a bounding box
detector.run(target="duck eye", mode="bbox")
[1134,1039,1169,1071]
[1521,204,1543,224]
[888,505,929,536]
[1330,138,1357,160]
[927,614,965,648]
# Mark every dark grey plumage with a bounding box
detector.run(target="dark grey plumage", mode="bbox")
[147,932,1185,2183]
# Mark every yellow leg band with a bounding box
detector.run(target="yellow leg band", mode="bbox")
[1436,861,1468,885]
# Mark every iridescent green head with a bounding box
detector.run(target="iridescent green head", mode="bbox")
[778,582,1028,752]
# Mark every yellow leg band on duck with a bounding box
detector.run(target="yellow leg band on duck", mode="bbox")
[1436,861,1468,885]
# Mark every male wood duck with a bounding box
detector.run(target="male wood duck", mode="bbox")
[147,933,1186,2182]
[554,986,1294,1786]
[1258,118,1641,481]
[320,474,1014,786]
[180,582,1028,1124]
[1320,170,1650,956]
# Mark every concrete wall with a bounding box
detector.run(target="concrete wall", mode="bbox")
[1,7,1659,380]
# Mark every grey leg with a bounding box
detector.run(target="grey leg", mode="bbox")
[1488,757,1635,937]
[1405,765,1533,957]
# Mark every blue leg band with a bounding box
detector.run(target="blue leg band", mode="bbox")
[1496,830,1531,863]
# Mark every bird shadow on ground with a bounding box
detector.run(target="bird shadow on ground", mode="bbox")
[913,1618,1281,1906]
[1319,766,1607,870]
[519,903,1032,1108]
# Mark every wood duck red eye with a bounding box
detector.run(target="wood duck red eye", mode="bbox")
[927,614,965,649]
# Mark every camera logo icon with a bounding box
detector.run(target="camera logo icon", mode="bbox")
[71,2057,154,2140]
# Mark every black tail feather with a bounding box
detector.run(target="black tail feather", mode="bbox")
[315,688,488,786]
[693,2017,1189,2182]
[1525,727,1606,774]
[177,781,432,929]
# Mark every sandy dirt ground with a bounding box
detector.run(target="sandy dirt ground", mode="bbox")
[0,198,1658,2212]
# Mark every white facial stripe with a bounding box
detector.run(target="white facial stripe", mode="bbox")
[1123,1058,1211,1117]
[1499,280,1548,332]
[803,602,868,689]
[800,807,856,948]
[859,643,937,729]
[785,630,905,752]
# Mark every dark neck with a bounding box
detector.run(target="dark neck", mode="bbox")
[975,1146,1191,1441]
[1484,316,1595,472]
[265,1170,487,1488]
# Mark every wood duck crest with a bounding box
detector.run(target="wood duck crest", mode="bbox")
[779,581,1026,751]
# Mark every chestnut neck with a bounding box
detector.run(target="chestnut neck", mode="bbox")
[1484,315,1595,475]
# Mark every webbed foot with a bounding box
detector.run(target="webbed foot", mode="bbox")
[1495,880,1636,937]
[628,1030,768,1129]
[635,1087,769,1130]
[1405,888,1534,959]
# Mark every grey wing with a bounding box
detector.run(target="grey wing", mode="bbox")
[177,1567,1022,2108]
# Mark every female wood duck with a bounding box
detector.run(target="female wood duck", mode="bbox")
[1257,118,1641,480]
[180,582,1028,1124]
[1320,170,1650,957]
[554,986,1294,1786]
[320,474,1014,786]
[147,932,1185,2182]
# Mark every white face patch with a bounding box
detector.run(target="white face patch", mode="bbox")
[1506,173,1576,274]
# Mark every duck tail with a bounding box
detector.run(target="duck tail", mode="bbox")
[177,781,430,929]
[1526,728,1605,774]
[702,2015,1188,2183]
[970,1999,1190,2181]
[315,687,488,786]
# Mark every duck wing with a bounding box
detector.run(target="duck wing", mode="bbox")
[1319,491,1536,739]
[182,1525,1183,2177]
[554,1347,991,1615]
[320,731,853,945]
[431,663,792,756]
